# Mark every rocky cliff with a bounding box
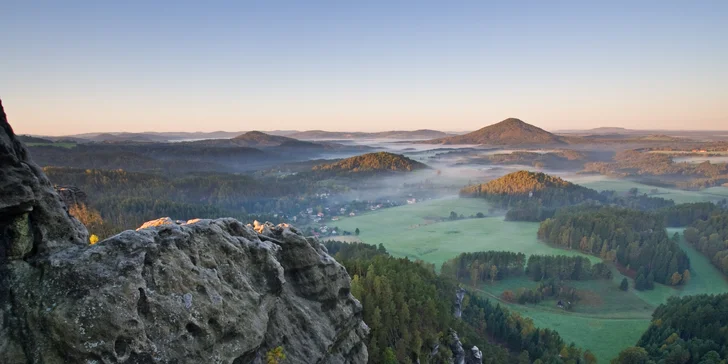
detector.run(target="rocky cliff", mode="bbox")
[0,99,368,364]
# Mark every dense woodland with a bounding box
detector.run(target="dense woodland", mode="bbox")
[460,171,603,208]
[614,294,728,363]
[440,251,612,286]
[525,255,612,281]
[312,152,428,174]
[538,207,690,289]
[660,202,723,227]
[45,167,308,234]
[324,242,593,364]
[684,213,728,276]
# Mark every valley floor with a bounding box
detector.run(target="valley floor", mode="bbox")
[328,186,728,362]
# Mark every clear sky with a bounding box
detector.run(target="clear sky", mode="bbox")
[2,1,727,135]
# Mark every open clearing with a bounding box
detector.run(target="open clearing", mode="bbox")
[331,197,599,269]
[572,176,728,204]
[330,186,728,362]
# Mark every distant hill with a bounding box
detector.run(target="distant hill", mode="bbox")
[425,118,564,145]
[90,133,158,143]
[584,127,632,134]
[291,129,450,140]
[460,170,603,210]
[230,131,310,147]
[18,135,54,144]
[312,152,428,173]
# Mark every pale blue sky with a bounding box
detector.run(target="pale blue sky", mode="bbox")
[2,1,727,135]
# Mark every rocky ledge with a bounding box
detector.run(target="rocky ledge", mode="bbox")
[0,99,368,364]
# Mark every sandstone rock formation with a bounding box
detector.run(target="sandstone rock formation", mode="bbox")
[0,99,368,364]
[54,185,87,208]
[447,330,483,364]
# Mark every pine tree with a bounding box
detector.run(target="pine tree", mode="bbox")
[620,277,629,291]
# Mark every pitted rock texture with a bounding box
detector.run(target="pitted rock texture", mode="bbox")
[0,99,368,364]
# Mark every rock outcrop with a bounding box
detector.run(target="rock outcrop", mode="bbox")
[454,287,466,318]
[54,185,87,208]
[0,99,368,364]
[446,330,483,364]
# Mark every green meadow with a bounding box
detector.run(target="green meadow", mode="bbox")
[330,180,728,362]
[332,198,599,269]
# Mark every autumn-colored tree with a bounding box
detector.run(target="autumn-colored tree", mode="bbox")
[670,272,683,286]
[502,290,516,302]
[490,265,499,284]
[89,234,99,245]
[681,269,691,284]
[583,350,597,364]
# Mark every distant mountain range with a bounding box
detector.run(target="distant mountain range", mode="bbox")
[41,129,452,143]
[289,129,451,140]
[424,118,565,145]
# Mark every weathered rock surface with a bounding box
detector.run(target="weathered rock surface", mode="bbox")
[0,99,368,364]
[0,99,88,260]
[447,330,483,364]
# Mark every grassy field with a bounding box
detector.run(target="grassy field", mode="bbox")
[470,273,655,361]
[667,228,728,297]
[574,177,726,204]
[331,198,599,269]
[331,193,728,362]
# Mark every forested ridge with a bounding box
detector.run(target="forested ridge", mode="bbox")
[614,294,728,363]
[44,167,317,235]
[460,171,602,207]
[312,152,428,174]
[324,242,594,363]
[538,207,690,289]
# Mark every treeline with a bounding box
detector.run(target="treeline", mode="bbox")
[538,206,690,289]
[440,251,527,284]
[684,213,728,276]
[441,251,612,285]
[502,279,579,308]
[615,294,728,363]
[525,255,612,281]
[324,242,591,363]
[660,202,723,227]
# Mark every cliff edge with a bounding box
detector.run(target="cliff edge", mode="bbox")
[0,99,368,364]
